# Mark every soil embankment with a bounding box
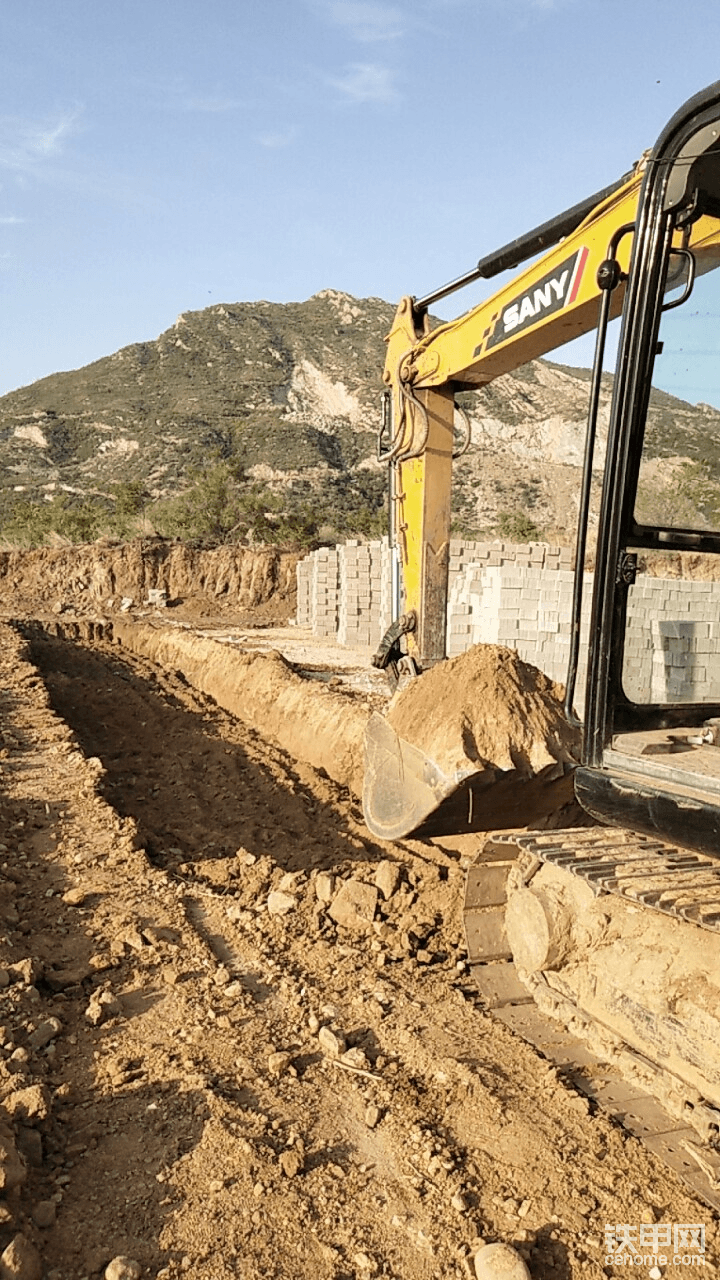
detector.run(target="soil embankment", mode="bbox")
[0,540,299,626]
[112,618,371,798]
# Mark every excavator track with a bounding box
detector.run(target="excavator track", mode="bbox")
[464,828,720,1211]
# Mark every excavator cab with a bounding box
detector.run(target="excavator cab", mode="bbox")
[578,87,720,858]
[363,81,720,845]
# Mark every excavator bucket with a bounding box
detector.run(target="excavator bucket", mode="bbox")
[363,711,481,840]
[362,710,579,841]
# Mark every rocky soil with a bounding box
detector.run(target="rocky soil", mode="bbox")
[0,541,299,630]
[0,593,719,1279]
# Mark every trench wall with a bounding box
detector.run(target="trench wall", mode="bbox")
[298,539,720,709]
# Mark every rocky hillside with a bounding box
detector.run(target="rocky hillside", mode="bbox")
[1,289,719,542]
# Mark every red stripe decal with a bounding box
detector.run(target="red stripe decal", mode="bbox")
[567,245,589,305]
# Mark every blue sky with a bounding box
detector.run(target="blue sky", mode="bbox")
[0,0,719,397]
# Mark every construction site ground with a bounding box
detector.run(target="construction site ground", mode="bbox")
[0,569,718,1279]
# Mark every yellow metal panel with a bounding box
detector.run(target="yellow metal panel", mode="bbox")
[396,387,454,664]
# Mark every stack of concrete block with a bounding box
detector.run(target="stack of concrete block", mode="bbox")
[622,577,720,703]
[448,540,572,574]
[299,545,340,638]
[649,620,703,702]
[447,563,591,710]
[337,540,367,647]
[336,539,392,648]
[296,539,720,709]
[295,557,312,627]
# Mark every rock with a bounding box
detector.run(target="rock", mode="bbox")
[3,1085,50,1123]
[45,963,92,991]
[267,1051,291,1077]
[27,1017,62,1050]
[340,1047,368,1070]
[31,1200,56,1229]
[279,1149,303,1177]
[374,860,401,901]
[318,1026,346,1058]
[105,1260,142,1280]
[353,1254,378,1275]
[7,959,42,986]
[267,891,296,916]
[86,990,121,1026]
[314,872,335,904]
[0,1127,26,1192]
[0,970,9,989]
[364,1104,381,1128]
[62,886,88,906]
[117,926,144,952]
[328,880,378,932]
[278,871,302,892]
[451,1190,469,1213]
[474,1243,531,1280]
[0,1234,43,1280]
[119,597,134,612]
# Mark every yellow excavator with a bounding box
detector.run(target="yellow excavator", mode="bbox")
[363,82,720,1204]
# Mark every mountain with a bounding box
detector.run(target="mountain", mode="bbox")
[1,288,719,544]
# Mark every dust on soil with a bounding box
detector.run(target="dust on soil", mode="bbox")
[0,546,717,1278]
[386,646,580,777]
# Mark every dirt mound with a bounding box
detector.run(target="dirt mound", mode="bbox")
[0,540,298,624]
[387,645,580,778]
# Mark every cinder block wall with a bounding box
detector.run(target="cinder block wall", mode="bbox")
[296,539,720,708]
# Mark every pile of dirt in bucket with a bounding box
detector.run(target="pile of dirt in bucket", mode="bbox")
[387,645,580,778]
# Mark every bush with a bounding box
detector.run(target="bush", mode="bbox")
[497,510,540,541]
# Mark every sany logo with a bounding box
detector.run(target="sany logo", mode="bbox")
[485,246,589,350]
[503,271,570,332]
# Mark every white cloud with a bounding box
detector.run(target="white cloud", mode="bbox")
[0,215,23,224]
[0,110,80,174]
[328,62,398,102]
[321,1,404,41]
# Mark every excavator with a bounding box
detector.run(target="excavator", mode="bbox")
[363,81,720,1205]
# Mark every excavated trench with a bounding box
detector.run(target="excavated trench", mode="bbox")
[26,628,380,878]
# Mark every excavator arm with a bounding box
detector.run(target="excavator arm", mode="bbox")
[379,166,641,669]
[381,166,720,669]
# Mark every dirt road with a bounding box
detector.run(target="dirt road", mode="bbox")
[0,617,717,1280]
